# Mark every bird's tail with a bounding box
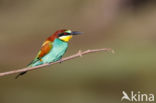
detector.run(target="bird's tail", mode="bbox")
[15,71,27,79]
[15,59,39,79]
[15,64,31,79]
[15,61,33,79]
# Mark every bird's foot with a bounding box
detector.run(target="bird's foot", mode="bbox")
[48,62,51,65]
[59,59,63,64]
[45,62,51,65]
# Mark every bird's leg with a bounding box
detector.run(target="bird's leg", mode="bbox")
[47,62,51,65]
[45,61,51,65]
[59,59,63,64]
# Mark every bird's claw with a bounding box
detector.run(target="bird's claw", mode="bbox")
[59,59,63,64]
[45,62,51,65]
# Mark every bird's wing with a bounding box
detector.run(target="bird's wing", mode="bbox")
[36,40,53,60]
[28,40,52,66]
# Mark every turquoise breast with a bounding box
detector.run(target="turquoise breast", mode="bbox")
[31,38,68,67]
[42,38,68,63]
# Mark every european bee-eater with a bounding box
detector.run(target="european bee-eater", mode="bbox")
[15,29,82,79]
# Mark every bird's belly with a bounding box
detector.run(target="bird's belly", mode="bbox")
[42,43,68,63]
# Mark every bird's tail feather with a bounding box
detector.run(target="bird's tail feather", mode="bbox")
[15,71,27,79]
[15,59,39,79]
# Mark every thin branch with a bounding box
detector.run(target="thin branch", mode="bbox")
[0,48,114,77]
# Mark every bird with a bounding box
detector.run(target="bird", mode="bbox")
[15,29,82,79]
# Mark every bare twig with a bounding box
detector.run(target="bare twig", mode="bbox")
[0,48,114,77]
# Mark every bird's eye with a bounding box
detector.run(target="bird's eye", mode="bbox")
[64,33,67,35]
[59,33,70,37]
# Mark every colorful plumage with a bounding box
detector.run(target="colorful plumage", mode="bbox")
[15,29,82,79]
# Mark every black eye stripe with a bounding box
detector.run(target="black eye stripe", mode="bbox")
[59,33,64,37]
[59,33,70,37]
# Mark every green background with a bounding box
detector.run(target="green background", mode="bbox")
[0,0,156,103]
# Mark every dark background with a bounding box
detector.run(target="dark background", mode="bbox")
[0,0,156,103]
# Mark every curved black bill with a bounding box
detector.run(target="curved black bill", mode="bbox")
[71,31,82,35]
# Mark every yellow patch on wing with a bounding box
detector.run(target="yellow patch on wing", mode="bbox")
[42,40,50,46]
[36,40,52,59]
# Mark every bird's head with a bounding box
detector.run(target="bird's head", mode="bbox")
[48,29,82,42]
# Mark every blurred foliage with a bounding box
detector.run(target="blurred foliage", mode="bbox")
[0,0,156,103]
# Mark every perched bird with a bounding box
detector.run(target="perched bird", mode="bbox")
[15,29,82,79]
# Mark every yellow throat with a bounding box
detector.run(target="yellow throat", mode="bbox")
[59,35,72,42]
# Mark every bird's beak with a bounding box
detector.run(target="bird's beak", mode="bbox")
[71,31,82,35]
